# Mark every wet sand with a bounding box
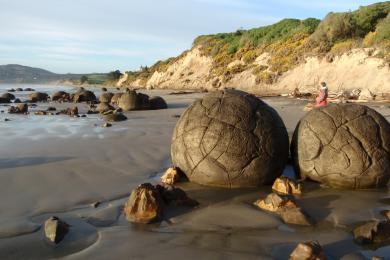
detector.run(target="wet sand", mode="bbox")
[0,88,390,259]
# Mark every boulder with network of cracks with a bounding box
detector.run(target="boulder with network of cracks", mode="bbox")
[171,89,289,188]
[291,104,390,189]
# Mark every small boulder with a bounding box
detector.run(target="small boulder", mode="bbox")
[15,88,23,92]
[289,241,326,260]
[279,206,313,226]
[24,87,35,91]
[99,92,114,103]
[161,167,185,185]
[13,98,22,103]
[29,92,48,102]
[8,103,28,114]
[47,106,56,111]
[7,88,15,92]
[60,107,78,116]
[353,220,390,245]
[149,96,168,110]
[254,193,297,212]
[103,112,127,122]
[52,91,71,102]
[272,177,302,195]
[44,216,69,244]
[96,102,115,113]
[124,183,164,224]
[102,122,112,128]
[73,90,97,102]
[101,87,107,92]
[1,93,15,100]
[0,97,11,103]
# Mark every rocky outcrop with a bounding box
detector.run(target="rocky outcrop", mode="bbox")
[1,93,15,100]
[171,89,289,188]
[291,103,390,189]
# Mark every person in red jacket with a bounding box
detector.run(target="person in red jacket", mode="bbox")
[315,82,328,107]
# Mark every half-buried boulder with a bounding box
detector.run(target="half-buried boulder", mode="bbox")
[124,183,164,224]
[96,102,115,113]
[29,92,48,102]
[150,96,168,110]
[52,91,71,102]
[171,89,289,188]
[118,90,151,111]
[1,93,15,100]
[103,112,127,122]
[291,103,390,189]
[290,241,326,260]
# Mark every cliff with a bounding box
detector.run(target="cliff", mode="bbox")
[121,2,390,94]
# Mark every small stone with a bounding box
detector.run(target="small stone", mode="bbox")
[272,177,302,195]
[279,206,313,226]
[44,216,69,244]
[104,112,127,122]
[91,201,101,208]
[34,111,47,115]
[4,118,10,121]
[353,220,390,245]
[253,193,297,212]
[123,183,164,224]
[381,210,390,220]
[46,106,56,111]
[103,123,112,128]
[161,167,185,185]
[289,241,326,260]
[172,115,181,118]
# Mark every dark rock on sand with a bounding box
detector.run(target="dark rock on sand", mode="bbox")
[15,88,23,92]
[171,89,289,188]
[7,88,15,92]
[44,216,69,244]
[96,102,115,113]
[47,106,56,111]
[157,184,198,207]
[353,220,390,245]
[13,98,21,103]
[289,241,326,260]
[102,122,112,128]
[1,93,15,100]
[60,107,78,116]
[279,206,313,226]
[24,88,35,91]
[52,91,71,102]
[124,183,164,224]
[8,103,28,114]
[29,92,48,102]
[72,90,97,103]
[291,104,390,189]
[103,112,127,122]
[101,87,107,92]
[99,92,114,103]
[150,96,168,110]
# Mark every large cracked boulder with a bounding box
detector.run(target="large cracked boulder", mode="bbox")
[291,104,390,189]
[118,90,150,111]
[171,89,289,188]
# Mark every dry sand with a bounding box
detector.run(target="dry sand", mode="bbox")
[0,89,390,259]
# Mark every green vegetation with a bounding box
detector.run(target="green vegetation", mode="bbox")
[123,2,390,86]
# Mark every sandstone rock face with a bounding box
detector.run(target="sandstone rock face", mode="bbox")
[272,177,302,195]
[292,104,390,189]
[171,89,289,188]
[44,216,69,244]
[289,241,326,260]
[124,183,164,223]
[150,96,168,110]
[28,92,48,102]
[99,92,114,103]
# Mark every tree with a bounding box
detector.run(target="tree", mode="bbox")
[80,75,88,84]
[107,70,123,81]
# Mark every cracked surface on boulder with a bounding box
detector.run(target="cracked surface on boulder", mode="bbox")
[291,103,390,189]
[171,89,289,188]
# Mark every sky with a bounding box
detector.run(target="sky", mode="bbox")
[0,0,379,74]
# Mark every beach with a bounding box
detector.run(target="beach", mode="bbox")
[0,85,390,259]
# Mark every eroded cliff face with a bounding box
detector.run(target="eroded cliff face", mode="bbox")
[123,47,390,95]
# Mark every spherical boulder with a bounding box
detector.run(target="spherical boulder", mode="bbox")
[291,104,390,189]
[1,93,15,100]
[171,89,289,188]
[52,91,70,102]
[118,90,150,111]
[28,92,48,102]
[110,93,123,105]
[72,90,96,103]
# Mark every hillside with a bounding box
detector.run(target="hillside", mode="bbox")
[121,2,390,94]
[0,64,109,84]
